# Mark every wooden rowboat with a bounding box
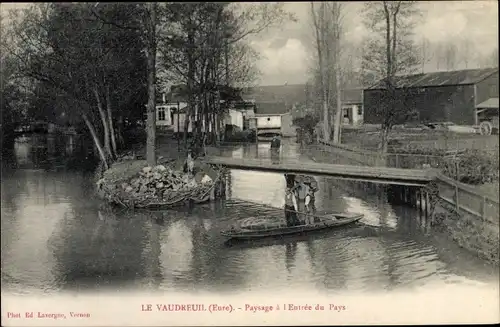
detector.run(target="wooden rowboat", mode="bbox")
[221,212,363,240]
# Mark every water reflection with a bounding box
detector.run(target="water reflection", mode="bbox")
[1,137,498,296]
[6,134,95,172]
[285,242,298,273]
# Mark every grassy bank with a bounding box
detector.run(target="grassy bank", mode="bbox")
[434,201,499,265]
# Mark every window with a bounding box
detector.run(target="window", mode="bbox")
[158,107,165,121]
[357,106,363,116]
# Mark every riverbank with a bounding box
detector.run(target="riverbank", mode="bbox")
[300,142,499,265]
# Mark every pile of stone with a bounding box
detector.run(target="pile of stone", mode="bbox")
[100,164,216,208]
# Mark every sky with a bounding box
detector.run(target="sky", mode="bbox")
[252,1,499,85]
[2,1,498,87]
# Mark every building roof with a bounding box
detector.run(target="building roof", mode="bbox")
[244,84,364,105]
[367,68,499,90]
[342,88,363,104]
[242,84,311,105]
[254,102,289,115]
[476,97,499,109]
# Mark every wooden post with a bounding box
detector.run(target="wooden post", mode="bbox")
[255,118,259,158]
[425,191,430,220]
[480,196,486,219]
[177,102,180,152]
[411,188,417,207]
[419,188,423,215]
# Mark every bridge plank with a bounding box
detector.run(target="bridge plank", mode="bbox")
[203,156,436,185]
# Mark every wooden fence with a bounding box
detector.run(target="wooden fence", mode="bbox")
[318,139,499,224]
[435,173,499,224]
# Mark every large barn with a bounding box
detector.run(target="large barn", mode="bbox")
[363,68,499,126]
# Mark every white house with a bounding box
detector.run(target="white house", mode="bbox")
[224,109,244,130]
[156,102,188,127]
[253,102,294,138]
[171,107,215,135]
[341,89,364,126]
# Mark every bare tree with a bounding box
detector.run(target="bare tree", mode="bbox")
[330,2,344,144]
[433,42,444,71]
[479,47,499,68]
[458,37,473,69]
[309,2,344,143]
[443,41,458,71]
[419,37,432,73]
[362,1,421,153]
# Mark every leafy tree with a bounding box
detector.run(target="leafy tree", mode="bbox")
[158,3,294,145]
[8,3,148,168]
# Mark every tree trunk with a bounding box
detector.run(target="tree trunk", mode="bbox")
[145,2,157,167]
[378,125,390,166]
[93,86,112,160]
[183,115,190,147]
[116,115,125,150]
[203,92,209,138]
[384,3,392,79]
[105,85,117,158]
[332,63,342,144]
[185,26,195,148]
[311,2,329,142]
[82,113,109,170]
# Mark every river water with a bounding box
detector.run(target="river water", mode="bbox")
[1,135,499,298]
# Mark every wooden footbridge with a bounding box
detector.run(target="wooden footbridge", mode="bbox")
[203,156,438,186]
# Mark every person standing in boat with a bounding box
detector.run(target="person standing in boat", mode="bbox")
[306,179,318,220]
[284,188,297,227]
[284,173,301,227]
[294,176,311,225]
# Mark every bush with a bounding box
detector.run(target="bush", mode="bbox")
[122,126,146,149]
[388,144,499,184]
[294,113,320,143]
[447,149,499,184]
[293,114,320,135]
